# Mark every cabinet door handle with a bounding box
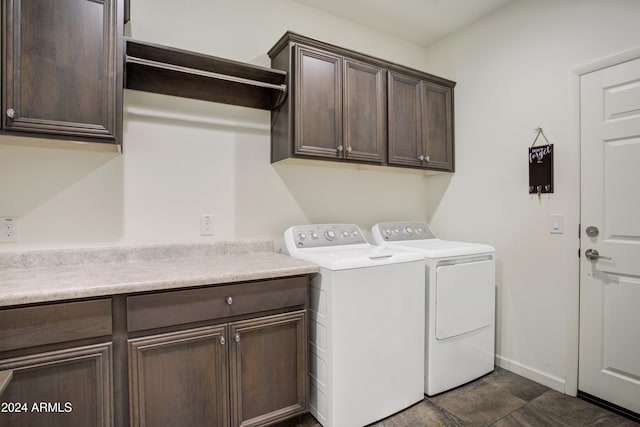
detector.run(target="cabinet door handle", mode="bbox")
[226,296,233,305]
[6,108,15,119]
[346,146,352,154]
[220,336,226,345]
[418,155,425,161]
[425,155,430,162]
[234,332,240,343]
[336,145,343,154]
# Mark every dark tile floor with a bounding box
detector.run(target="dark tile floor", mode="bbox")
[281,367,639,426]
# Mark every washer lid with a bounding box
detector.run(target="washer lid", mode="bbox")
[289,245,424,270]
[372,221,494,258]
[376,239,495,258]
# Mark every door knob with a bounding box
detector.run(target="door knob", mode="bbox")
[584,249,611,261]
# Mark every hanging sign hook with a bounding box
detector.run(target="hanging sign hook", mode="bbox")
[531,127,551,148]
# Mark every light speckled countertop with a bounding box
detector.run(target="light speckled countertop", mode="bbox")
[0,241,319,308]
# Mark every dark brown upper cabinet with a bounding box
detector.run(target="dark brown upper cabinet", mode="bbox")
[1,0,123,145]
[388,72,454,171]
[290,45,343,159]
[269,31,454,171]
[343,58,386,163]
[270,33,386,164]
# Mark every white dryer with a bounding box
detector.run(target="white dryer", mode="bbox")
[284,224,425,427]
[371,221,496,396]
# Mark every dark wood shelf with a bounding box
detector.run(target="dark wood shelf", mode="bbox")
[125,39,287,110]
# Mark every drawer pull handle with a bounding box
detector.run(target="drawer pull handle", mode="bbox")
[226,296,233,305]
[234,332,240,343]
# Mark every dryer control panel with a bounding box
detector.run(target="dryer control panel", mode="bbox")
[372,222,437,243]
[286,224,367,248]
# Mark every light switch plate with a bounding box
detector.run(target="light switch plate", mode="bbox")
[550,214,564,234]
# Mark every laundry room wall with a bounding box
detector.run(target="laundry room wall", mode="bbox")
[420,0,640,392]
[0,0,433,251]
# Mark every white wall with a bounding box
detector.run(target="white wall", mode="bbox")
[421,0,640,392]
[0,0,432,251]
[4,0,640,398]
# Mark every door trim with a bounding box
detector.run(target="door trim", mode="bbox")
[567,45,640,397]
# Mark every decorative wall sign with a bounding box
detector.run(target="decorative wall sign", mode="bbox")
[529,128,554,196]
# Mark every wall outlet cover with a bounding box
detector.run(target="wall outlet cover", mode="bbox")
[1,217,18,242]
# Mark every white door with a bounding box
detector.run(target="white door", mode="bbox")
[579,57,640,415]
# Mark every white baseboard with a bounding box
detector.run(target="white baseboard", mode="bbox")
[495,354,566,393]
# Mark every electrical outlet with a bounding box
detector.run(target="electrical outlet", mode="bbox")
[200,214,214,236]
[1,217,18,242]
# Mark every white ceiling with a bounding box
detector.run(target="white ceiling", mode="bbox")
[294,0,514,47]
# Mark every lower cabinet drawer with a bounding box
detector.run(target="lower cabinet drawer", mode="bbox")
[0,299,112,352]
[126,276,307,332]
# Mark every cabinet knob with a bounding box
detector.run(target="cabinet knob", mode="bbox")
[418,155,425,161]
[234,332,240,343]
[6,108,15,119]
[220,336,226,345]
[226,296,233,305]
[336,145,343,153]
[346,146,352,155]
[425,155,430,162]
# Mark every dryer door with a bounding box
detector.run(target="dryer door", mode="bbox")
[435,259,495,340]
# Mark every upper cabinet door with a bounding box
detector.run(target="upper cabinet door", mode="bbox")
[387,71,423,168]
[294,46,343,159]
[421,81,454,171]
[2,0,122,144]
[343,59,385,163]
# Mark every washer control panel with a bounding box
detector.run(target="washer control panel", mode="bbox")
[372,222,437,242]
[288,224,367,248]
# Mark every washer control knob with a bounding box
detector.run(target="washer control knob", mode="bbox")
[393,228,400,235]
[352,231,359,237]
[403,226,413,235]
[417,227,423,233]
[311,232,318,239]
[298,232,306,241]
[325,230,336,241]
[342,231,349,237]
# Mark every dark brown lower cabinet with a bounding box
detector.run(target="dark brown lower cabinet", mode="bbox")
[0,343,113,427]
[128,325,228,427]
[0,275,309,427]
[128,311,307,427]
[230,311,307,427]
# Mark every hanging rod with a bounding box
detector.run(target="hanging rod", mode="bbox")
[125,56,287,93]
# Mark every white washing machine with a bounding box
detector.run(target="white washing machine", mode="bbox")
[371,221,496,396]
[284,224,425,427]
